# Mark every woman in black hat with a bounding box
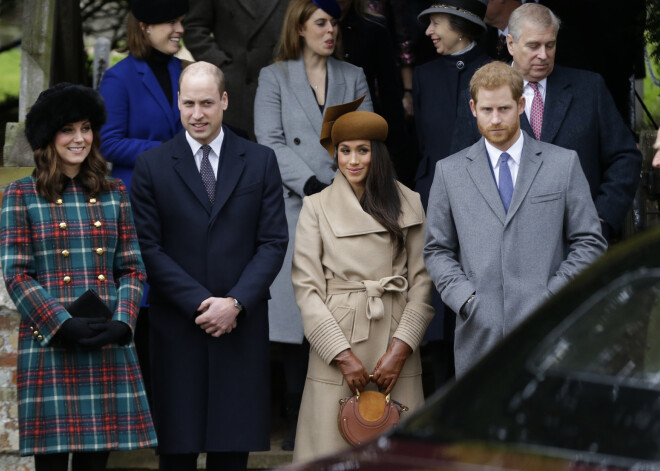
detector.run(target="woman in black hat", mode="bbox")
[0,83,156,471]
[254,0,372,452]
[99,0,188,190]
[411,0,491,391]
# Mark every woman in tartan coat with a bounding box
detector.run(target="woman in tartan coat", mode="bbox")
[0,83,157,471]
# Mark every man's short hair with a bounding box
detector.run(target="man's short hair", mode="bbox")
[508,3,560,42]
[470,61,524,103]
[179,61,226,96]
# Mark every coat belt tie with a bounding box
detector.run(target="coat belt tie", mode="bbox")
[327,276,408,343]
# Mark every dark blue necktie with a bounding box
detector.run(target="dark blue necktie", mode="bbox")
[200,145,216,205]
[498,152,514,212]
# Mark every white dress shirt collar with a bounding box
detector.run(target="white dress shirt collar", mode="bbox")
[185,128,225,178]
[485,131,525,186]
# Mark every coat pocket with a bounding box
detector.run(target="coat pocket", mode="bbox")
[530,191,562,204]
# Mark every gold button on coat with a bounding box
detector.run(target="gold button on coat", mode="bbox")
[61,249,70,257]
[33,331,39,337]
[97,274,106,282]
[94,221,102,228]
[63,276,71,283]
[30,326,35,331]
[37,335,43,341]
[96,248,104,255]
[56,199,63,205]
[59,222,67,229]
[89,198,97,204]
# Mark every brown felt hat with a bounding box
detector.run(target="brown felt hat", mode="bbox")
[320,96,388,157]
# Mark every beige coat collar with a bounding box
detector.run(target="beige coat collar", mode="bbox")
[320,172,424,238]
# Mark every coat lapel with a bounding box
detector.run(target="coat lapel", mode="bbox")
[172,133,213,212]
[248,0,280,41]
[325,57,347,109]
[466,138,507,224]
[540,69,572,143]
[135,59,176,134]
[505,132,542,224]
[321,173,423,237]
[210,126,246,222]
[288,58,323,136]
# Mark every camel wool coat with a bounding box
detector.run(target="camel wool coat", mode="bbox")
[291,173,434,461]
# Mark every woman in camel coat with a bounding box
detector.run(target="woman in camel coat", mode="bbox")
[291,100,434,461]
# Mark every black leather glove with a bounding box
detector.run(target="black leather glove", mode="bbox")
[55,317,107,348]
[303,176,329,196]
[77,321,131,348]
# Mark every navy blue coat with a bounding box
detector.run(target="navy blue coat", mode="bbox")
[412,45,491,209]
[99,54,183,190]
[452,65,642,234]
[129,127,288,453]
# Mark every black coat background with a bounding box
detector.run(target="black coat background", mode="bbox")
[340,10,411,183]
[130,127,288,453]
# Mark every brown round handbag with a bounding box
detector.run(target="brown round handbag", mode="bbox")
[338,389,409,446]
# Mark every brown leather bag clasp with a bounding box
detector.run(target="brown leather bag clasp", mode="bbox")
[338,389,409,446]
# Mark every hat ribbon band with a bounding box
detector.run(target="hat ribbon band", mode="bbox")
[428,0,486,19]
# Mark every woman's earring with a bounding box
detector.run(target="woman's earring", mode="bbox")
[459,36,463,41]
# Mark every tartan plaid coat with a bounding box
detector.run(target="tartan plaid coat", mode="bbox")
[0,175,157,456]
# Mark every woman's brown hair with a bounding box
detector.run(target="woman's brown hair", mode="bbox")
[359,140,403,253]
[274,0,343,62]
[34,129,110,202]
[120,12,152,60]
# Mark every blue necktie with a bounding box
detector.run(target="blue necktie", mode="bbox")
[498,152,514,212]
[200,145,216,205]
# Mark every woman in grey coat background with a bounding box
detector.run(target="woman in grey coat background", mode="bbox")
[254,0,372,450]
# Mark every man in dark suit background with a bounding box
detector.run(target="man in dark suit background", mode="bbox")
[453,3,642,240]
[183,0,291,139]
[480,0,521,62]
[130,61,288,471]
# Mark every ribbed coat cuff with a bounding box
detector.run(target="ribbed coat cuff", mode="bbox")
[393,302,435,351]
[307,317,351,364]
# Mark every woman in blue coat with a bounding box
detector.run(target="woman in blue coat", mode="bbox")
[99,0,188,190]
[1,84,156,471]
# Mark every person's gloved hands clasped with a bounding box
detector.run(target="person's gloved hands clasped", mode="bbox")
[55,317,108,348]
[333,349,370,395]
[371,338,412,394]
[77,320,131,348]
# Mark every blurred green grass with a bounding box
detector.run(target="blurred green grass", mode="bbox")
[0,47,20,101]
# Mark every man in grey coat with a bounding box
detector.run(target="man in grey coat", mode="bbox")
[424,62,607,376]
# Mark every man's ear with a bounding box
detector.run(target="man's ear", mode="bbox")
[469,99,477,118]
[518,96,525,116]
[222,91,229,111]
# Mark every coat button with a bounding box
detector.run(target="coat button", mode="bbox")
[63,276,71,283]
[56,199,63,205]
[456,60,465,70]
[59,222,67,229]
[293,138,301,145]
[33,330,39,337]
[89,198,97,204]
[30,326,35,331]
[37,335,43,341]
[61,249,70,257]
[98,274,106,282]
[96,248,104,255]
[94,221,102,228]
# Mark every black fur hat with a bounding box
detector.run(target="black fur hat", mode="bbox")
[24,83,106,151]
[131,0,188,24]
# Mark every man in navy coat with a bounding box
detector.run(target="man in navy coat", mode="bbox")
[130,61,288,471]
[453,3,642,240]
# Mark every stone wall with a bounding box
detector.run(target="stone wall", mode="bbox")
[0,272,33,470]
